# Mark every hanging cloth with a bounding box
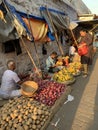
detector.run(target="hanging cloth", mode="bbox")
[22,17,48,42]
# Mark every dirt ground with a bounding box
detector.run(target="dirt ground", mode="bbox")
[46,50,98,130]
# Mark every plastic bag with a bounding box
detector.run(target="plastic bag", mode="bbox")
[78,42,88,56]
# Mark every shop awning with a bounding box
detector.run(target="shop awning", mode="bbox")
[74,19,98,32]
[75,19,98,25]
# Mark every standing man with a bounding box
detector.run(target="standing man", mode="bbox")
[0,60,23,99]
[79,29,93,77]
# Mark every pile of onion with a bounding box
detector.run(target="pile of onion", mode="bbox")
[34,80,67,106]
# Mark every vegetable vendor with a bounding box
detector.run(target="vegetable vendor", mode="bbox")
[0,60,26,99]
[46,51,59,73]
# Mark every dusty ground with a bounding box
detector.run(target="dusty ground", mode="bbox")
[46,50,98,130]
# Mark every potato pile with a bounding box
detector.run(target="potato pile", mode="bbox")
[0,96,51,130]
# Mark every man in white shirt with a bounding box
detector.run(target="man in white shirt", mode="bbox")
[69,43,76,56]
[0,60,23,99]
[69,43,76,62]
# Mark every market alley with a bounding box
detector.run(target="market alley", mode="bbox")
[47,50,98,130]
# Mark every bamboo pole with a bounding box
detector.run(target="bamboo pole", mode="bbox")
[20,36,41,76]
[90,24,98,32]
[70,29,78,47]
[46,7,64,56]
[27,11,41,68]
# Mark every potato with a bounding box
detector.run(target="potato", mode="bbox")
[32,115,37,120]
[37,109,42,115]
[23,125,28,130]
[0,95,51,130]
[6,116,11,122]
[32,124,36,129]
[17,125,24,130]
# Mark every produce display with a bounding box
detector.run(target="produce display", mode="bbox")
[0,96,51,130]
[69,62,82,70]
[68,62,81,76]
[53,68,74,83]
[67,66,79,75]
[34,79,67,106]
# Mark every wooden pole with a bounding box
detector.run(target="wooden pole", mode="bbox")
[27,12,41,68]
[20,36,41,76]
[46,7,64,56]
[70,29,78,47]
[90,24,98,32]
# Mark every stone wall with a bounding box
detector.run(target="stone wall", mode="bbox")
[0,0,90,83]
[0,38,66,83]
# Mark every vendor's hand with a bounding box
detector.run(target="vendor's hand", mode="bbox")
[52,65,56,68]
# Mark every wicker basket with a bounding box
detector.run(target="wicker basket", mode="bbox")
[21,81,38,97]
[53,77,76,85]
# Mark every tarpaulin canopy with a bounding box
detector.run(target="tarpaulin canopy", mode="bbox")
[40,6,70,33]
[0,14,18,43]
[5,0,30,35]
[0,1,19,43]
[0,0,78,43]
[22,18,48,42]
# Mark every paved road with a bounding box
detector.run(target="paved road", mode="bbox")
[47,50,98,130]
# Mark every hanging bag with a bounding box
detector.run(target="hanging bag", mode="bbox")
[78,42,88,56]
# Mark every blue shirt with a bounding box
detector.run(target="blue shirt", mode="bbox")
[46,56,55,70]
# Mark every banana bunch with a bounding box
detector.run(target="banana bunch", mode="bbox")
[67,66,76,74]
[61,68,69,74]
[53,70,73,82]
[69,62,81,70]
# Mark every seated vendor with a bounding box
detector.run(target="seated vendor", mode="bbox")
[46,51,59,73]
[0,60,25,99]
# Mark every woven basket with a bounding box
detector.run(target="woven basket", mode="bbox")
[21,81,38,97]
[53,77,76,85]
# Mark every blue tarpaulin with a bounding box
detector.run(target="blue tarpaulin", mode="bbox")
[4,0,68,41]
[5,0,30,34]
[40,6,66,16]
[40,6,69,33]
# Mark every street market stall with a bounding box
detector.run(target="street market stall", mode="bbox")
[0,79,71,130]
